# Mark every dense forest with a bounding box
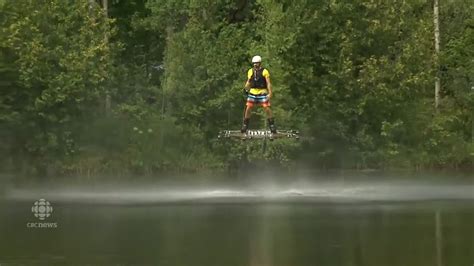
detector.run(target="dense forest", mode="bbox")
[0,0,472,177]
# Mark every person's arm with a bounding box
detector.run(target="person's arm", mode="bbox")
[244,69,252,92]
[265,76,272,99]
[244,79,251,91]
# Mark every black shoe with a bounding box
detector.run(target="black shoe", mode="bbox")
[269,124,277,134]
[241,118,250,133]
[268,118,277,134]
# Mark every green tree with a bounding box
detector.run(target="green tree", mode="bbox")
[0,0,116,175]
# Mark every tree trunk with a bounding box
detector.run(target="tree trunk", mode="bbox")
[102,0,111,116]
[434,0,441,109]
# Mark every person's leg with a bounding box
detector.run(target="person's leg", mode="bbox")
[263,106,277,133]
[244,104,253,119]
[263,106,273,118]
[241,104,253,133]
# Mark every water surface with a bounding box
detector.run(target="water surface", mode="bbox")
[0,173,473,265]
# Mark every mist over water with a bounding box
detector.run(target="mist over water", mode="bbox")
[1,171,473,265]
[3,171,473,205]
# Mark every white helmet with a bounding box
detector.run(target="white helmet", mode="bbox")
[251,55,262,63]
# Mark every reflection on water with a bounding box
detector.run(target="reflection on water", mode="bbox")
[1,202,473,265]
[0,177,473,265]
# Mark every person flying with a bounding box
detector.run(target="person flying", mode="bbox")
[241,55,277,134]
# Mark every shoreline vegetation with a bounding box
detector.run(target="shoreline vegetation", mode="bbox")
[1,1,473,178]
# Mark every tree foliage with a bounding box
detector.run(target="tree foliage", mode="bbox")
[0,0,472,177]
[0,0,115,175]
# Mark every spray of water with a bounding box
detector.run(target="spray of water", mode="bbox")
[3,174,473,204]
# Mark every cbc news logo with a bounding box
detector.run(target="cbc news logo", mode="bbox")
[31,199,53,220]
[27,199,58,228]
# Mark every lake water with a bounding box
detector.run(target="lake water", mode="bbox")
[0,173,473,265]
